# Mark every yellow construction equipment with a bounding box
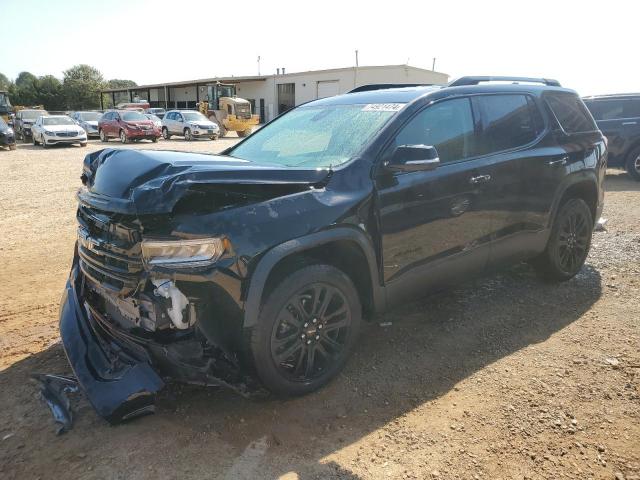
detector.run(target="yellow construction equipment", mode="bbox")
[198,83,259,137]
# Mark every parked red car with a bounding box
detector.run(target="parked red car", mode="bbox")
[98,110,160,143]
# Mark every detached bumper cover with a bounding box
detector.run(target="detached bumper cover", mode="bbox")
[59,265,164,424]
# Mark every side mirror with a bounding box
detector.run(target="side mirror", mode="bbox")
[388,145,440,172]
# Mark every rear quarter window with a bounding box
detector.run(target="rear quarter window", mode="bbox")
[545,92,596,134]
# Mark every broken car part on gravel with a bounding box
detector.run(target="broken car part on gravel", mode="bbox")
[31,374,79,434]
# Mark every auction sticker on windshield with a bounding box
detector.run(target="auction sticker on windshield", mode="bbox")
[362,103,405,112]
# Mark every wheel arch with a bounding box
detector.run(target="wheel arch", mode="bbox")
[243,227,384,329]
[550,173,599,228]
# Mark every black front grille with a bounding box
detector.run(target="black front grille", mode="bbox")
[77,205,144,295]
[56,131,77,137]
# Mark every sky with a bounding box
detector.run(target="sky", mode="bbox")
[0,0,637,97]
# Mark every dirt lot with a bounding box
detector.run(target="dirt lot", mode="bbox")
[1,138,638,480]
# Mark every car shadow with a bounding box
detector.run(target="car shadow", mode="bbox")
[605,171,639,192]
[0,262,602,479]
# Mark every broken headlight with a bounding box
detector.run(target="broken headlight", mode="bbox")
[141,237,227,268]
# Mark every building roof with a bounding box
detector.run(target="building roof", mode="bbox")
[101,65,448,93]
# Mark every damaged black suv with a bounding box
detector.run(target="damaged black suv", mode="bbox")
[60,76,606,423]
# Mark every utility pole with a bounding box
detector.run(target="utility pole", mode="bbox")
[432,57,436,71]
[257,56,261,76]
[355,49,359,67]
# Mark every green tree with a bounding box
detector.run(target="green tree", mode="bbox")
[11,71,39,105]
[36,75,65,110]
[107,79,137,89]
[0,73,10,91]
[63,64,105,110]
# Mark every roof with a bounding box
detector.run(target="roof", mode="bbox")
[306,82,574,107]
[309,86,441,106]
[583,93,640,100]
[101,64,448,93]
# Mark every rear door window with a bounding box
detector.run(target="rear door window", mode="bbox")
[545,92,596,133]
[475,94,542,155]
[624,99,640,118]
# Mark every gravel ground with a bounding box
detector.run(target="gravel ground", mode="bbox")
[0,138,638,480]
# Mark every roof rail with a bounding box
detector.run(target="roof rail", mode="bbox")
[347,83,433,93]
[448,76,561,87]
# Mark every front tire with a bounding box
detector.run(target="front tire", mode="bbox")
[237,128,252,138]
[532,198,593,281]
[151,136,158,143]
[184,128,193,141]
[625,145,640,181]
[162,127,171,140]
[99,129,108,142]
[33,134,39,146]
[120,130,128,144]
[246,264,361,396]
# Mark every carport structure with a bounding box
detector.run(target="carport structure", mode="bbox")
[101,75,267,111]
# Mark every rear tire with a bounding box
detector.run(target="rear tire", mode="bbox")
[625,145,640,181]
[151,136,158,143]
[9,144,16,150]
[532,198,593,281]
[245,264,362,396]
[33,135,39,146]
[80,142,87,147]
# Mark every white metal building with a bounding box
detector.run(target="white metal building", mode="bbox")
[101,65,449,123]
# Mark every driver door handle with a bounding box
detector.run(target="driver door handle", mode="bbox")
[469,174,491,185]
[548,155,569,167]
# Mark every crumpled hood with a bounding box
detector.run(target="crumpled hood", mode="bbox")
[79,148,331,215]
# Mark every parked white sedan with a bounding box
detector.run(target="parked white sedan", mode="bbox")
[32,115,88,148]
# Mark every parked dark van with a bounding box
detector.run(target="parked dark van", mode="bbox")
[583,94,640,180]
[60,76,606,422]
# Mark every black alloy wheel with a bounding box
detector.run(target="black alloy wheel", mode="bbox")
[249,264,361,396]
[532,198,593,281]
[270,282,352,382]
[626,146,640,181]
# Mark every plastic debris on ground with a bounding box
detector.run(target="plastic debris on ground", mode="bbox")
[31,374,80,435]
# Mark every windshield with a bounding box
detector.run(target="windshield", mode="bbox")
[78,112,101,121]
[218,85,235,98]
[43,117,75,126]
[229,104,403,168]
[122,111,147,121]
[22,110,47,120]
[183,112,208,122]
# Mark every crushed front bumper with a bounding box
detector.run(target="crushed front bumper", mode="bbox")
[59,265,164,424]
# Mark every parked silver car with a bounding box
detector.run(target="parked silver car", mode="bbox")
[72,111,102,138]
[161,110,219,140]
